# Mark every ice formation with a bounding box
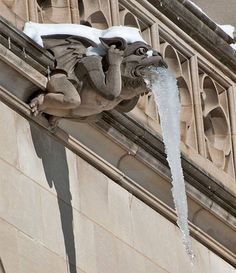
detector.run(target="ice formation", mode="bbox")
[218,25,236,50]
[188,0,205,14]
[144,67,194,260]
[23,22,146,55]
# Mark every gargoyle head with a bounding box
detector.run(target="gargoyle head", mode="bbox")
[100,37,167,89]
[122,41,167,76]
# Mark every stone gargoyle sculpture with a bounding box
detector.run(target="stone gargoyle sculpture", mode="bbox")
[23,22,167,125]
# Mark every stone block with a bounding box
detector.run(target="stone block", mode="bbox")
[93,223,119,273]
[145,259,169,273]
[173,226,211,273]
[0,102,18,166]
[77,158,110,228]
[209,251,236,273]
[0,219,19,273]
[116,240,146,273]
[40,189,66,258]
[130,196,178,273]
[75,212,162,273]
[17,232,67,273]
[15,116,48,189]
[74,213,98,273]
[40,187,78,273]
[78,157,134,245]
[0,159,43,240]
[107,180,133,245]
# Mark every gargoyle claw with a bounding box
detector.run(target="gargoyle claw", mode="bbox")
[29,94,45,116]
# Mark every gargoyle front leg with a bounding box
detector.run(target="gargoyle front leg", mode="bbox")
[78,45,123,100]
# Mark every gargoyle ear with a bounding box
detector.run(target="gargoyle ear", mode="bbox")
[99,37,127,50]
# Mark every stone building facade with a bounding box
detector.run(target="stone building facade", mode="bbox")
[0,0,236,272]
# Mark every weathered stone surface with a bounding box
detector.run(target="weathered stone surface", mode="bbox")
[15,116,80,210]
[0,219,19,273]
[116,240,146,273]
[93,224,120,273]
[40,189,66,258]
[107,179,133,245]
[78,158,110,226]
[15,116,48,187]
[77,158,134,245]
[0,158,43,240]
[145,260,168,273]
[0,102,18,166]
[131,196,176,272]
[17,232,68,273]
[209,251,236,273]
[74,213,97,273]
[0,0,27,29]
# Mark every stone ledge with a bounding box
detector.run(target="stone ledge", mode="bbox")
[0,16,55,75]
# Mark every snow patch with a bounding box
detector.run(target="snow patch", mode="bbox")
[188,0,205,14]
[218,24,235,38]
[23,22,146,55]
[218,25,236,50]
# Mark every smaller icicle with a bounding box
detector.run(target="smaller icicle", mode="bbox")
[22,47,27,58]
[47,66,51,81]
[8,37,11,50]
[144,67,195,261]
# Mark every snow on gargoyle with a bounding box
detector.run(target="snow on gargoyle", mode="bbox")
[23,22,167,125]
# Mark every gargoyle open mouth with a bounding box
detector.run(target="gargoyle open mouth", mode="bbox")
[134,55,167,77]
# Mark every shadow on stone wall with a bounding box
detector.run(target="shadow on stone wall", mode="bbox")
[0,258,6,273]
[30,123,77,273]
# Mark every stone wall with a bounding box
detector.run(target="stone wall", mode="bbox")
[0,101,235,273]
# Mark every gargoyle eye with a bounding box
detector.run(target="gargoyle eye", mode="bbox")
[135,47,148,55]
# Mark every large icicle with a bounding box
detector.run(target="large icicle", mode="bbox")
[144,67,194,260]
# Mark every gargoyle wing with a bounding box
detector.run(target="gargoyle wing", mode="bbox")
[42,35,97,81]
